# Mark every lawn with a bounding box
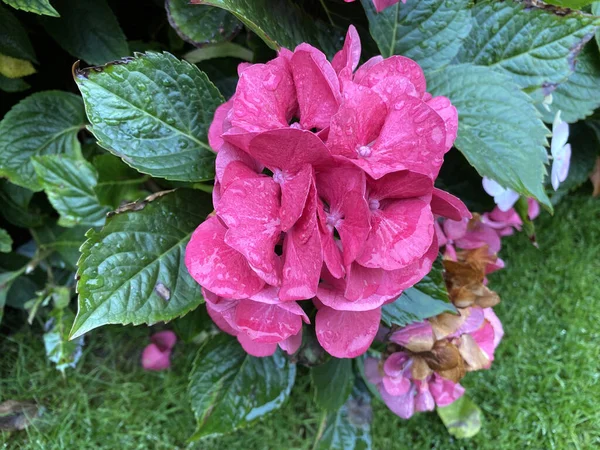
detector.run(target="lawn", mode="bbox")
[1,193,599,450]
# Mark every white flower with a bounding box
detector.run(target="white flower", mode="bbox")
[482,177,519,212]
[550,111,571,191]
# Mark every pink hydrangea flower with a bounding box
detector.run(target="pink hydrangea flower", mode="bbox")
[344,0,406,13]
[141,330,177,371]
[186,26,469,359]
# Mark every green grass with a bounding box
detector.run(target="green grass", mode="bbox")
[2,193,600,449]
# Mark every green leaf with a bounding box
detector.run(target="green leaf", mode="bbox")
[0,180,46,228]
[70,189,211,339]
[381,260,455,327]
[1,0,59,16]
[456,0,599,89]
[31,223,88,270]
[311,357,354,412]
[0,53,35,78]
[0,91,86,191]
[361,0,471,73]
[545,0,596,8]
[535,44,600,124]
[427,64,552,210]
[92,154,148,208]
[0,229,12,253]
[0,4,36,61]
[32,155,110,227]
[315,382,372,450]
[188,333,296,440]
[594,3,600,49]
[184,42,253,64]
[437,395,482,439]
[0,253,46,313]
[197,0,341,58]
[166,0,241,47]
[74,51,224,182]
[172,305,213,344]
[39,0,128,65]
[44,305,84,373]
[0,73,29,92]
[0,256,27,322]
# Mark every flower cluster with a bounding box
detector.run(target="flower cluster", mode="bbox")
[366,305,503,419]
[185,26,469,358]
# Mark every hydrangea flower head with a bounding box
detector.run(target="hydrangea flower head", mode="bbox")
[185,26,469,358]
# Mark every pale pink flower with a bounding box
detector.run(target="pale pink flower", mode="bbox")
[551,111,571,191]
[344,0,407,13]
[482,177,519,212]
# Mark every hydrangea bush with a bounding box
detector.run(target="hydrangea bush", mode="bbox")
[1,0,600,445]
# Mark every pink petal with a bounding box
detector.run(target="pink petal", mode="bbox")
[280,182,323,301]
[315,306,381,357]
[248,128,333,173]
[344,262,383,301]
[357,197,434,270]
[217,176,282,285]
[373,0,403,12]
[351,96,446,180]
[332,25,361,75]
[484,307,504,350]
[215,143,262,186]
[380,385,416,419]
[141,344,171,371]
[367,170,432,201]
[430,188,471,221]
[443,218,468,241]
[370,76,420,107]
[414,381,435,412]
[327,82,387,161]
[356,56,426,98]
[317,203,345,279]
[291,44,340,130]
[279,164,312,231]
[435,221,448,247]
[451,307,486,337]
[389,322,435,352]
[427,96,458,152]
[429,374,465,407]
[316,164,371,265]
[235,299,303,343]
[383,375,412,396]
[225,58,297,147]
[208,98,233,152]
[353,56,384,84]
[185,216,265,298]
[237,333,278,357]
[151,330,177,351]
[457,224,502,253]
[377,234,438,296]
[279,328,303,355]
[528,198,540,220]
[383,352,411,377]
[206,300,239,336]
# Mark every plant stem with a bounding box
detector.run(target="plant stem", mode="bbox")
[319,0,335,27]
[312,410,328,450]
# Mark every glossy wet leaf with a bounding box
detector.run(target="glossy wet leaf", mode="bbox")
[1,0,59,16]
[172,305,213,344]
[31,223,89,270]
[311,357,354,412]
[32,155,110,227]
[545,0,596,8]
[166,0,241,47]
[0,91,85,191]
[188,333,296,440]
[196,0,341,57]
[427,64,552,210]
[75,51,224,182]
[0,73,30,92]
[536,44,600,124]
[39,0,128,65]
[362,0,471,73]
[381,261,455,327]
[184,42,253,64]
[0,229,12,253]
[44,305,84,373]
[315,382,372,450]
[92,154,148,208]
[437,395,482,439]
[70,189,211,339]
[456,0,599,89]
[0,5,36,61]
